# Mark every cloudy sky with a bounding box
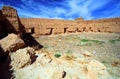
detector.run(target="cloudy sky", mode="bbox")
[0,0,120,20]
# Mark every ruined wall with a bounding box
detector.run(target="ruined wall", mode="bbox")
[77,18,120,33]
[1,6,24,34]
[0,6,120,36]
[0,6,24,39]
[20,18,76,35]
[20,17,120,35]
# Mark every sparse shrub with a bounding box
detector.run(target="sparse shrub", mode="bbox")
[109,39,120,44]
[81,39,89,42]
[65,55,76,60]
[78,39,105,46]
[54,53,61,58]
[101,60,107,63]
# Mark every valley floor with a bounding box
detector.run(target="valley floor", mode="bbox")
[11,32,120,79]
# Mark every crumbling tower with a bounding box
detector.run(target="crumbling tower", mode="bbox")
[1,6,24,36]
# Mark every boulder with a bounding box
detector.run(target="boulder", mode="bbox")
[10,47,35,69]
[0,33,25,53]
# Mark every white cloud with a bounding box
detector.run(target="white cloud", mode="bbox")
[6,0,119,20]
[65,0,93,20]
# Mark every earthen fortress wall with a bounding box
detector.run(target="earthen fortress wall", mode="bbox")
[0,6,120,37]
[20,17,120,35]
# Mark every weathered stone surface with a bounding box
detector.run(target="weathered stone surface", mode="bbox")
[1,6,24,37]
[2,6,19,32]
[10,47,35,69]
[87,59,110,79]
[0,33,25,52]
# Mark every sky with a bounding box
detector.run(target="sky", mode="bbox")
[0,0,120,20]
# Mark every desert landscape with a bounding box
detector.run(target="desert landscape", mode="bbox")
[0,6,120,79]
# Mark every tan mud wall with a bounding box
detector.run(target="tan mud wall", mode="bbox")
[20,17,120,35]
[0,6,24,38]
[2,6,20,33]
[0,6,120,36]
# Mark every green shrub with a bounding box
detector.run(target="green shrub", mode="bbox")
[79,39,105,46]
[109,39,120,44]
[81,39,89,42]
[101,60,107,63]
[54,53,61,58]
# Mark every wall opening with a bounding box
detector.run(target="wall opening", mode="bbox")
[83,27,86,31]
[76,28,78,32]
[89,27,91,29]
[31,27,34,34]
[50,28,53,35]
[64,28,67,33]
[98,30,101,32]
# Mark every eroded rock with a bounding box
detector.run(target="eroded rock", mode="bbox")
[0,33,25,53]
[10,47,35,69]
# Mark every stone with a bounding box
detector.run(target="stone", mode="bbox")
[83,51,92,57]
[61,70,66,78]
[10,47,35,69]
[0,33,25,53]
[36,52,52,65]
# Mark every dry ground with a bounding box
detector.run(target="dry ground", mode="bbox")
[11,32,120,79]
[36,32,120,78]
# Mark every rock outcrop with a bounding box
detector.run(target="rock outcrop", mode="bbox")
[10,47,35,69]
[0,33,25,53]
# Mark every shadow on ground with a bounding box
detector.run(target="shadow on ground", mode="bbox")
[22,33,43,50]
[0,47,13,79]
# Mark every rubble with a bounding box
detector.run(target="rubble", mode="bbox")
[10,47,35,69]
[0,33,25,53]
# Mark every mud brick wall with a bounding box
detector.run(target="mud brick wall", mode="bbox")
[0,6,120,36]
[1,6,23,34]
[20,17,120,35]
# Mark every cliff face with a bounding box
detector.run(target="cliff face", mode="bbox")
[0,6,120,36]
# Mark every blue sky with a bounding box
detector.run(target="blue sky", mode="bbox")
[0,0,120,20]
